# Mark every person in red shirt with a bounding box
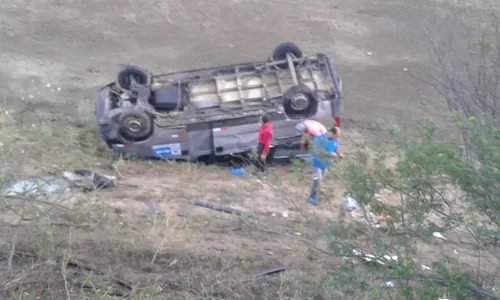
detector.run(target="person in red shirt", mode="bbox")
[255,114,273,172]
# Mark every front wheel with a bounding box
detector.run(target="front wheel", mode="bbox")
[118,109,153,141]
[116,65,150,91]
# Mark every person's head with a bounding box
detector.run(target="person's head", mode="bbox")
[327,126,340,140]
[295,121,306,136]
[260,114,269,126]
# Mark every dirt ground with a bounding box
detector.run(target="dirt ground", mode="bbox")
[1,0,499,299]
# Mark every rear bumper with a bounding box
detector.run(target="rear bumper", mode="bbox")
[321,54,343,126]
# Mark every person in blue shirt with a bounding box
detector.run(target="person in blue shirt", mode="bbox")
[308,126,342,205]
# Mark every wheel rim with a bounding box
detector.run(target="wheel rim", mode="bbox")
[124,117,145,133]
[290,93,310,111]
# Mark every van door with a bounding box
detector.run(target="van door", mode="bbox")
[186,122,214,162]
[211,115,260,156]
[150,126,190,160]
[271,118,309,160]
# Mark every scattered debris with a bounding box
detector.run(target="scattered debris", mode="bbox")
[403,67,408,71]
[74,169,92,176]
[61,170,118,192]
[343,194,390,227]
[385,281,395,288]
[62,171,81,183]
[231,168,245,176]
[194,200,245,215]
[271,213,276,216]
[281,211,289,218]
[177,202,190,217]
[168,259,178,267]
[266,251,274,255]
[421,265,432,271]
[352,249,399,266]
[433,232,447,240]
[343,196,359,211]
[145,200,163,215]
[294,232,302,236]
[252,266,286,278]
[2,177,69,198]
[454,249,459,255]
[92,173,117,189]
[366,51,373,56]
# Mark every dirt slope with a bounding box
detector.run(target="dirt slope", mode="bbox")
[1,0,497,299]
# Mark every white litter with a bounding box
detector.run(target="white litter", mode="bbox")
[433,232,447,240]
[281,212,289,218]
[352,249,362,256]
[4,110,8,115]
[421,265,431,271]
[454,249,459,255]
[271,213,276,216]
[403,67,408,71]
[57,87,61,91]
[385,281,395,288]
[168,259,178,267]
[384,255,398,262]
[294,232,302,236]
[343,196,359,211]
[367,51,373,56]
[46,83,51,88]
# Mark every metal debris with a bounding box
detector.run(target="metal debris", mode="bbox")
[252,266,286,278]
[194,200,245,215]
[2,177,69,198]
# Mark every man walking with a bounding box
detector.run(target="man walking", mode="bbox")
[308,126,341,205]
[295,119,327,152]
[255,114,273,172]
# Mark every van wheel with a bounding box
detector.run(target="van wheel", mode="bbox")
[282,84,317,118]
[117,65,149,91]
[118,109,153,141]
[272,43,303,69]
[272,42,303,61]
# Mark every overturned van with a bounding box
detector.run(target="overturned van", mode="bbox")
[95,42,343,162]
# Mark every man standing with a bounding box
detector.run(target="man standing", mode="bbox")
[255,114,273,172]
[308,126,341,205]
[295,119,327,152]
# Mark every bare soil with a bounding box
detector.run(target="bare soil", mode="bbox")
[1,0,498,299]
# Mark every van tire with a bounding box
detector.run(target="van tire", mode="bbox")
[117,65,149,91]
[282,84,317,118]
[118,109,153,141]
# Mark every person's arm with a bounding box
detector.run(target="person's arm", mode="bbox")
[316,149,337,158]
[299,133,307,151]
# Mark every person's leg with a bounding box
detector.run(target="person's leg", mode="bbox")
[309,167,323,204]
[254,144,266,172]
[265,146,276,166]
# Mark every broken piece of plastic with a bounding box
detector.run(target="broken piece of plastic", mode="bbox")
[231,168,245,176]
[421,265,431,271]
[433,232,447,240]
